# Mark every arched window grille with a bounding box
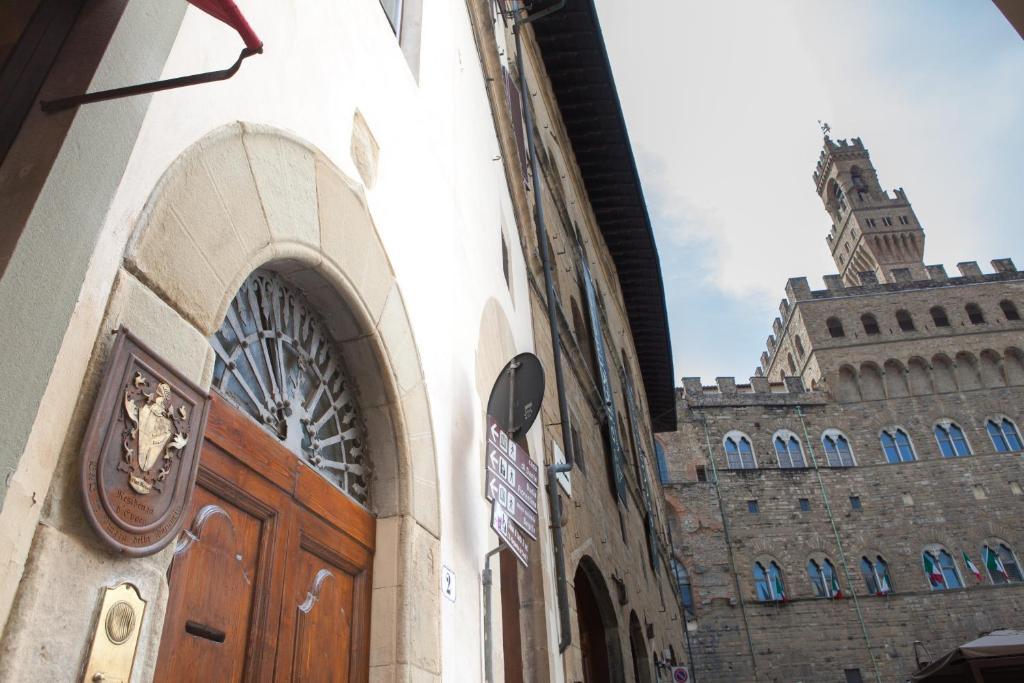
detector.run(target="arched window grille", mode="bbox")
[822,430,855,467]
[881,428,915,463]
[724,432,756,469]
[754,561,785,602]
[773,431,805,468]
[826,317,845,338]
[923,548,962,590]
[211,270,369,505]
[982,543,1023,584]
[986,418,1023,453]
[934,421,971,457]
[860,555,892,595]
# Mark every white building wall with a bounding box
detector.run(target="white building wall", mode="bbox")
[0,1,560,680]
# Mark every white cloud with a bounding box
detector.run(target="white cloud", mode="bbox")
[594,0,1024,312]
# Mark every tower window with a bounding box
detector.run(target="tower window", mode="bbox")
[724,432,756,469]
[1000,300,1021,321]
[799,498,810,512]
[787,353,796,374]
[826,317,845,338]
[849,495,862,510]
[896,310,915,332]
[747,500,759,514]
[865,218,877,227]
[794,335,805,358]
[966,303,985,325]
[930,306,950,327]
[882,216,893,226]
[898,215,909,225]
[861,314,880,335]
[696,465,707,482]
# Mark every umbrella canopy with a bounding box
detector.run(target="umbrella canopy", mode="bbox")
[911,630,1024,682]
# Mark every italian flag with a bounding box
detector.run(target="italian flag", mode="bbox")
[924,553,943,587]
[773,573,787,602]
[963,551,982,582]
[830,571,843,599]
[985,547,1009,581]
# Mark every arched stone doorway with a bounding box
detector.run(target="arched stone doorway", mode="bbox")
[122,123,442,679]
[629,610,652,683]
[574,556,624,683]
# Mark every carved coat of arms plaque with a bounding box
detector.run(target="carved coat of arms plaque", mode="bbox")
[81,327,210,556]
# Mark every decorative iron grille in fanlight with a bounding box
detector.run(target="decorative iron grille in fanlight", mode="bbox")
[211,270,369,505]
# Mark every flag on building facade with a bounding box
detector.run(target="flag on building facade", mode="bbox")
[924,553,943,587]
[985,546,1009,581]
[877,571,892,596]
[963,551,982,582]
[830,570,843,599]
[773,573,786,602]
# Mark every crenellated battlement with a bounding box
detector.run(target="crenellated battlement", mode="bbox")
[813,136,868,190]
[679,375,828,407]
[758,258,1021,373]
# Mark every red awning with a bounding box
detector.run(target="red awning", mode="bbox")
[188,0,263,52]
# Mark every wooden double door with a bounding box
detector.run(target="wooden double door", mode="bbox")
[154,395,375,682]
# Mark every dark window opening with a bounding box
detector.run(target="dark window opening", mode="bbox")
[1000,300,1020,321]
[896,310,915,332]
[799,498,810,512]
[861,314,880,335]
[826,317,845,338]
[845,669,864,683]
[500,230,510,289]
[930,306,949,327]
[747,500,759,514]
[695,465,707,482]
[850,495,862,510]
[966,303,985,325]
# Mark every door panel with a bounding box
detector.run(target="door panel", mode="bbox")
[154,441,290,682]
[275,506,372,683]
[155,395,374,682]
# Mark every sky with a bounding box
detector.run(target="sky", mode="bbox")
[591,0,1024,383]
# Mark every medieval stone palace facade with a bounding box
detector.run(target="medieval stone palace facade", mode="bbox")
[659,137,1024,682]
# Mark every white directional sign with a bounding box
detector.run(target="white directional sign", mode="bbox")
[485,416,539,566]
[491,503,529,566]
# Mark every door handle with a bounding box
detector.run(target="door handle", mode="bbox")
[185,620,226,643]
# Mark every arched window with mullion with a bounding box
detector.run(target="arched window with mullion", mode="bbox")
[983,543,1023,584]
[934,421,971,457]
[987,418,1023,453]
[923,548,962,590]
[724,431,756,469]
[822,429,855,467]
[860,555,893,595]
[881,428,915,463]
[773,430,805,468]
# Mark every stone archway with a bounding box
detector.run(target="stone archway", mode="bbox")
[124,122,441,679]
[574,556,625,683]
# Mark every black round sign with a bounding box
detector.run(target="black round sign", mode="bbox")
[486,352,545,437]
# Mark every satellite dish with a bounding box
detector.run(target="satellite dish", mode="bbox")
[486,352,545,437]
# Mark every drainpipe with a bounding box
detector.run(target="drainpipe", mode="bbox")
[666,523,698,682]
[795,405,882,683]
[699,415,759,679]
[510,0,573,653]
[483,543,505,683]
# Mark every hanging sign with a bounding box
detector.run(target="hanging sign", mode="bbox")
[80,327,210,556]
[485,415,540,563]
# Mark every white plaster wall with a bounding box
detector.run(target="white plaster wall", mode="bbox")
[2,0,559,679]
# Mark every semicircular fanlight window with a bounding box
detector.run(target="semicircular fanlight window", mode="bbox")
[211,270,369,505]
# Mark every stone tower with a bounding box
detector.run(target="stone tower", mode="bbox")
[813,136,926,285]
